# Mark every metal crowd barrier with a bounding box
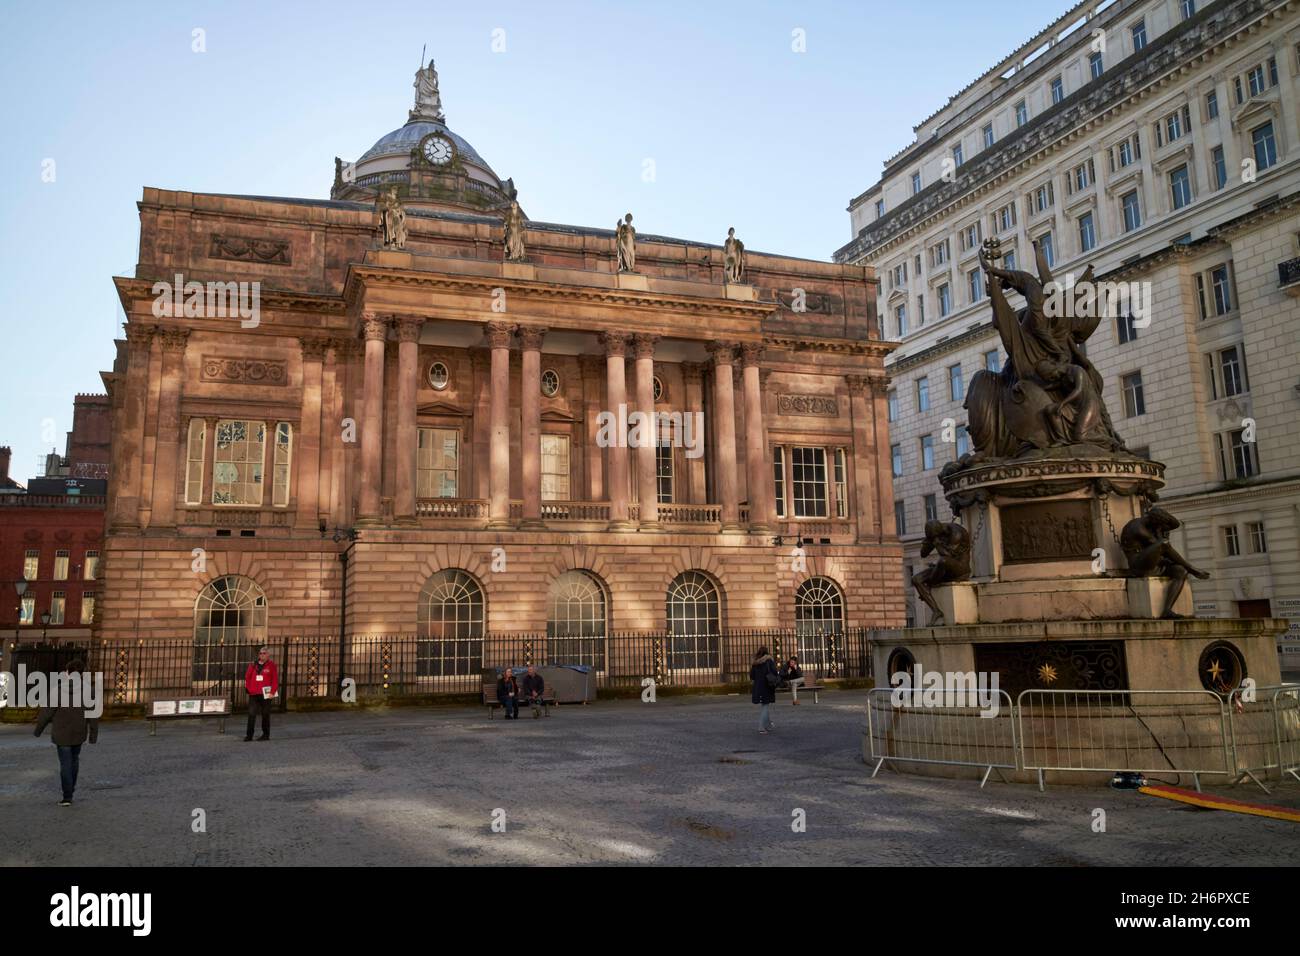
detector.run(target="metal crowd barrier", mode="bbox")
[865,686,1017,788]
[1226,684,1300,793]
[1016,689,1232,792]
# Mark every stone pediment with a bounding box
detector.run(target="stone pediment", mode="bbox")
[1230,94,1277,131]
[417,400,470,417]
[541,407,580,424]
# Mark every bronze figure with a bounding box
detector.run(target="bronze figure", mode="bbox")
[1119,506,1210,618]
[912,520,973,626]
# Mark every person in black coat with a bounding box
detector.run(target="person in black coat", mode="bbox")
[521,665,546,719]
[33,659,99,806]
[496,666,520,719]
[750,647,778,734]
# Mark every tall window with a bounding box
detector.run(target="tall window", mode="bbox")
[1180,0,1195,20]
[920,435,935,471]
[541,434,570,501]
[983,124,994,149]
[185,419,206,506]
[1169,165,1192,210]
[924,494,939,522]
[911,171,922,194]
[1251,122,1277,170]
[1116,313,1138,345]
[1015,101,1028,127]
[417,569,485,677]
[1223,525,1240,557]
[895,304,908,337]
[875,199,885,219]
[794,577,844,674]
[1121,372,1146,418]
[949,364,964,401]
[1078,212,1096,252]
[791,447,828,518]
[833,449,848,519]
[891,444,903,478]
[952,143,963,167]
[772,447,787,518]
[1248,522,1268,553]
[53,550,69,581]
[193,575,267,683]
[1217,429,1258,480]
[418,427,459,498]
[887,390,899,422]
[1121,191,1141,232]
[1131,19,1146,51]
[1211,146,1227,190]
[23,549,38,581]
[656,443,673,503]
[1205,90,1218,120]
[1051,76,1064,104]
[84,550,99,580]
[985,350,1001,373]
[548,571,607,669]
[968,268,983,303]
[19,595,34,625]
[916,377,930,412]
[894,500,907,536]
[1036,233,1054,268]
[666,572,721,671]
[938,284,951,317]
[213,420,265,506]
[271,422,292,507]
[80,592,96,626]
[956,425,971,458]
[1089,51,1104,80]
[49,592,65,626]
[1220,346,1247,396]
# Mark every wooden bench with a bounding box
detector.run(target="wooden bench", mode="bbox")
[778,671,825,703]
[147,697,232,734]
[482,682,555,718]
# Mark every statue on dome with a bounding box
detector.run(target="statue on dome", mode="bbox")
[503,182,527,262]
[378,187,407,250]
[723,227,746,283]
[411,58,446,123]
[616,213,636,273]
[957,237,1127,468]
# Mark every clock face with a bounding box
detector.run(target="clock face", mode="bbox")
[422,135,453,165]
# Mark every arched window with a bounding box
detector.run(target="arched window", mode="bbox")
[666,571,721,672]
[795,577,844,674]
[193,575,267,684]
[547,571,607,669]
[417,569,485,676]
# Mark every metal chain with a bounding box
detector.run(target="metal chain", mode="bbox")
[968,502,987,552]
[1100,494,1121,547]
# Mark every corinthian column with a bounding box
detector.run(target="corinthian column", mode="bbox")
[707,341,742,531]
[486,321,515,528]
[740,342,771,531]
[149,329,190,529]
[295,336,328,530]
[518,325,547,527]
[111,323,155,530]
[599,331,632,529]
[632,334,660,528]
[357,313,388,521]
[393,316,423,523]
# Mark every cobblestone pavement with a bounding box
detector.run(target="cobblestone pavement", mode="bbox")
[2,690,1297,866]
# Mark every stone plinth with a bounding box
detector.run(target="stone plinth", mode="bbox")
[928,582,979,625]
[958,575,1193,623]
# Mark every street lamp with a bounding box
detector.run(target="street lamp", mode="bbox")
[13,581,26,645]
[40,610,51,642]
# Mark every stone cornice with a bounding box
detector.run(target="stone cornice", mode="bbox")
[886,322,998,374]
[1159,473,1300,507]
[762,335,897,358]
[835,0,1290,263]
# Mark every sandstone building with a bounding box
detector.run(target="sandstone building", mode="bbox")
[96,64,902,685]
[835,0,1300,666]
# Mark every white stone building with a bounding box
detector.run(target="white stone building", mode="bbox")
[834,0,1300,668]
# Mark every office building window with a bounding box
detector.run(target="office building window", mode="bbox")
[985,350,1001,373]
[84,550,99,580]
[1078,212,1096,252]
[875,199,885,219]
[1223,525,1240,556]
[1036,232,1054,268]
[912,171,922,194]
[895,304,908,337]
[1211,146,1227,190]
[1215,429,1258,480]
[894,500,907,536]
[23,549,39,581]
[1090,51,1104,80]
[1252,121,1277,170]
[949,363,964,402]
[49,592,66,626]
[1205,90,1218,120]
[791,446,829,518]
[1131,20,1146,51]
[1121,191,1141,232]
[938,283,952,317]
[1220,345,1247,396]
[1248,522,1268,553]
[20,595,34,625]
[1015,101,1028,127]
[887,389,899,422]
[80,592,96,626]
[1121,371,1146,417]
[54,550,69,581]
[1116,313,1138,344]
[920,435,935,471]
[891,444,903,478]
[968,268,983,303]
[1170,165,1192,210]
[1051,76,1064,103]
[1181,0,1195,20]
[983,123,994,149]
[916,376,930,412]
[952,143,963,167]
[924,494,939,523]
[956,425,971,458]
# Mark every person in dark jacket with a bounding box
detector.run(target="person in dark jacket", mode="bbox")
[497,666,520,719]
[782,654,805,706]
[244,646,279,741]
[522,665,546,718]
[750,647,778,734]
[33,659,99,806]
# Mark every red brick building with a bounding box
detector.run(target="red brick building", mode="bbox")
[95,65,903,682]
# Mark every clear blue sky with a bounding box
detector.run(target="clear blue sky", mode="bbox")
[0,0,1067,481]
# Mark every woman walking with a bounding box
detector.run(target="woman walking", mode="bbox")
[750,646,779,734]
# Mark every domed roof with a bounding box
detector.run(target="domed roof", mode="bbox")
[358,119,499,179]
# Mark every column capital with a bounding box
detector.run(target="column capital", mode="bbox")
[631,333,660,359]
[124,323,156,349]
[706,341,738,367]
[739,342,765,368]
[845,375,869,396]
[361,313,388,342]
[159,328,191,354]
[392,316,424,343]
[299,335,330,361]
[598,330,631,357]
[517,324,548,351]
[485,320,516,349]
[681,361,706,386]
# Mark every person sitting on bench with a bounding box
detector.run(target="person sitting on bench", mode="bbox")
[522,665,546,718]
[782,654,805,706]
[497,666,520,720]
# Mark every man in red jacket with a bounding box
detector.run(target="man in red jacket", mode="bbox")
[244,646,278,741]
